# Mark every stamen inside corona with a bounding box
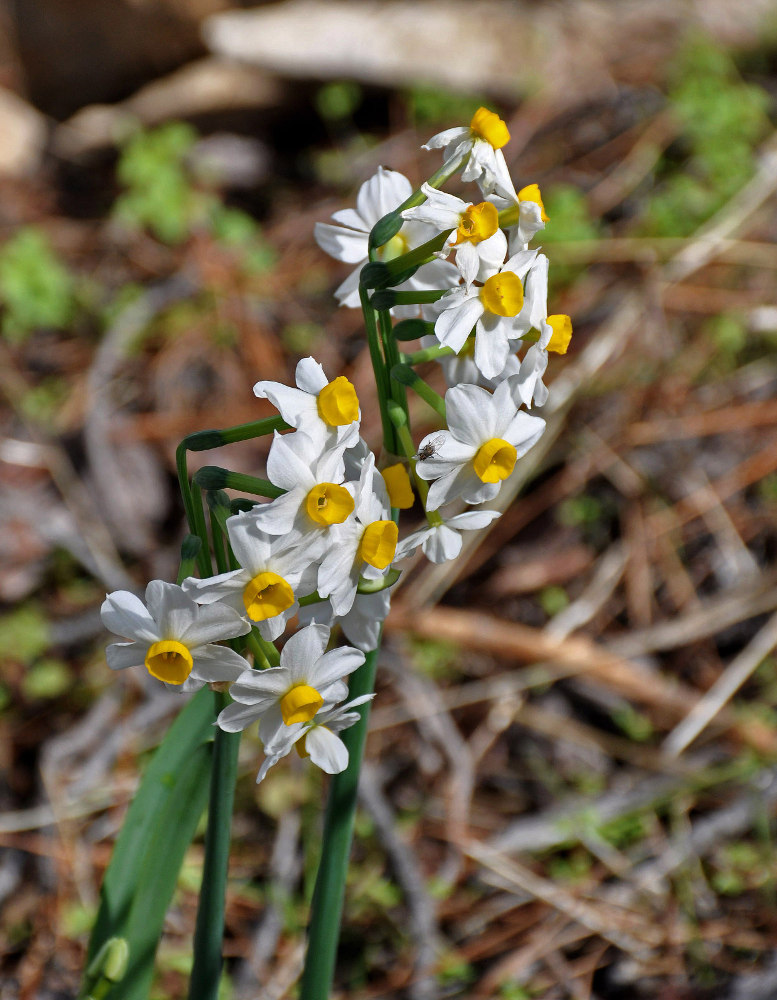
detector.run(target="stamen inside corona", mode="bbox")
[144,639,193,685]
[280,684,323,725]
[305,483,354,526]
[473,438,518,484]
[454,201,499,246]
[242,571,295,621]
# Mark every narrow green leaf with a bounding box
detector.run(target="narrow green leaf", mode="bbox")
[83,687,214,999]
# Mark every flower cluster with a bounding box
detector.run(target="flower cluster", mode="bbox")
[101,107,572,785]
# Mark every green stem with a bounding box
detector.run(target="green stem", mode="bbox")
[187,491,242,1000]
[193,467,284,499]
[390,364,447,420]
[401,343,457,365]
[176,535,202,586]
[359,284,395,453]
[388,403,442,525]
[370,288,446,311]
[186,691,240,1000]
[182,415,289,452]
[299,645,381,1000]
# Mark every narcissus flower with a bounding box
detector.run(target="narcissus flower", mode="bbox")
[395,509,501,564]
[183,510,316,641]
[216,623,365,747]
[401,184,507,284]
[317,454,398,616]
[507,315,572,409]
[314,166,457,312]
[251,431,355,541]
[415,381,546,510]
[423,107,515,199]
[253,694,375,783]
[101,581,250,690]
[254,356,360,449]
[491,181,549,253]
[433,250,545,380]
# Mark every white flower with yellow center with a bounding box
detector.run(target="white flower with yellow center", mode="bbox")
[415,381,546,510]
[182,510,317,641]
[101,581,251,690]
[433,249,543,381]
[317,454,398,616]
[216,623,365,748]
[490,181,549,254]
[251,694,375,784]
[508,314,573,409]
[254,357,360,450]
[251,430,355,541]
[395,509,501,564]
[401,184,507,284]
[314,166,457,312]
[423,106,515,200]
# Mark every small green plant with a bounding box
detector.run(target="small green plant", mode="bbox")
[0,228,77,342]
[114,123,206,244]
[114,123,276,272]
[644,35,770,238]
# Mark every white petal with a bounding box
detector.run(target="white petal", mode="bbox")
[100,590,159,643]
[192,644,251,683]
[340,590,392,651]
[415,435,474,480]
[309,646,365,689]
[423,524,462,563]
[454,241,480,288]
[217,701,262,733]
[281,622,331,679]
[267,431,317,491]
[446,509,502,530]
[179,602,250,647]
[145,580,197,640]
[394,526,430,560]
[226,513,274,572]
[329,208,367,231]
[183,568,246,604]
[256,606,296,641]
[305,726,349,774]
[426,467,467,510]
[295,357,329,394]
[314,222,368,264]
[445,383,497,445]
[334,266,362,308]
[503,410,546,457]
[502,248,538,278]
[106,641,145,670]
[474,321,511,381]
[356,167,412,227]
[250,489,304,536]
[422,126,469,151]
[252,381,316,428]
[435,295,484,353]
[459,470,500,505]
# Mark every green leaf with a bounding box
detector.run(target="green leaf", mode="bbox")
[83,687,214,1000]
